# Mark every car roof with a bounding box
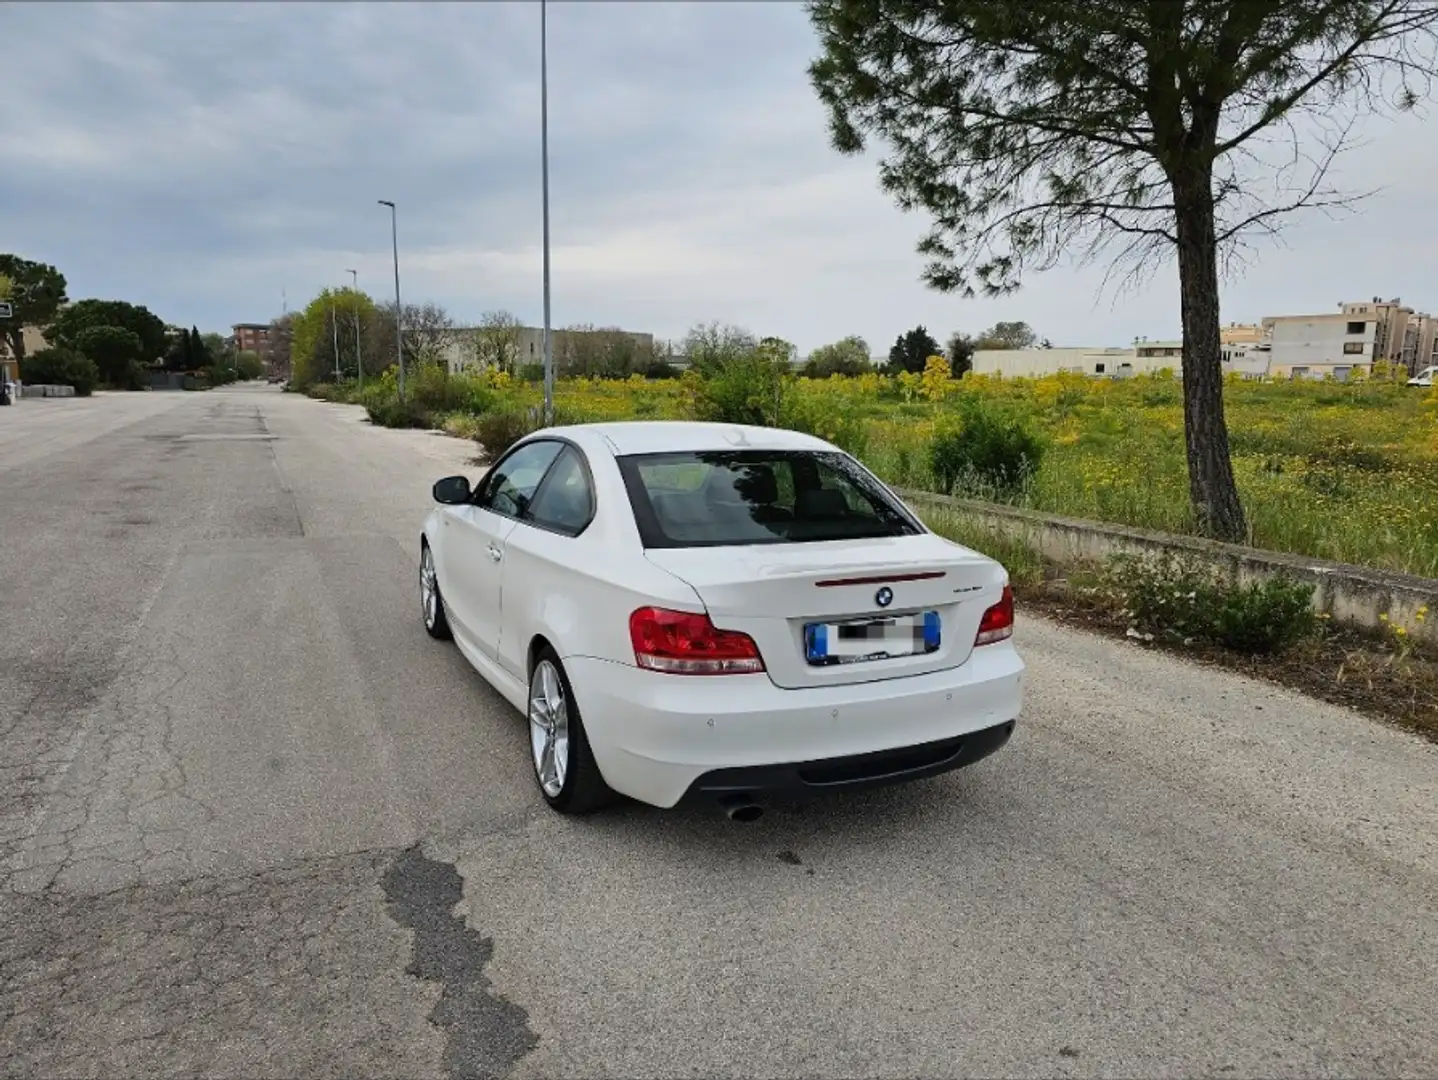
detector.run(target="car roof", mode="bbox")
[531,421,836,457]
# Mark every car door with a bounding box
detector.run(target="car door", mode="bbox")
[495,444,597,680]
[443,439,564,659]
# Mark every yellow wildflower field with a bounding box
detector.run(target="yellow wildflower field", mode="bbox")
[438,368,1438,578]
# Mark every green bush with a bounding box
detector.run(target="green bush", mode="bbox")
[366,398,429,428]
[779,391,869,457]
[352,365,496,429]
[476,411,538,459]
[518,362,545,382]
[928,399,1044,497]
[1212,578,1318,654]
[1105,550,1318,655]
[692,352,787,427]
[1107,551,1220,644]
[21,347,99,396]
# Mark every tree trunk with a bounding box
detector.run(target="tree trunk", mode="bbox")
[2,326,24,364]
[1171,166,1247,543]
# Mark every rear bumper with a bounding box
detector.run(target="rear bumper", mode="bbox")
[680,718,1015,803]
[564,642,1023,809]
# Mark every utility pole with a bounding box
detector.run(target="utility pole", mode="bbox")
[378,200,404,403]
[540,0,554,425]
[347,268,362,389]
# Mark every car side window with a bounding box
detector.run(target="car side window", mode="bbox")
[524,446,594,535]
[478,440,563,519]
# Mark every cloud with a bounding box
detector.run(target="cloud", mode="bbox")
[3,1,1436,353]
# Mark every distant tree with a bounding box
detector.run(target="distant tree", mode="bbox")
[756,336,799,369]
[48,299,167,365]
[556,325,646,378]
[0,273,11,301]
[73,326,143,387]
[975,321,1038,351]
[807,0,1438,540]
[0,255,68,362]
[262,314,295,376]
[290,288,380,388]
[804,334,871,377]
[404,301,457,367]
[682,321,759,376]
[472,309,524,373]
[163,326,187,372]
[235,350,265,380]
[201,332,231,364]
[945,331,976,377]
[886,325,942,374]
[190,326,211,368]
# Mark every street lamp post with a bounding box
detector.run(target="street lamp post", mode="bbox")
[330,289,341,381]
[346,268,362,389]
[378,199,405,403]
[540,0,554,425]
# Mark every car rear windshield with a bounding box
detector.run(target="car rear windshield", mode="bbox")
[616,449,924,548]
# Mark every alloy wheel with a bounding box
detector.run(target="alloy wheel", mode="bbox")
[529,660,570,797]
[420,547,438,629]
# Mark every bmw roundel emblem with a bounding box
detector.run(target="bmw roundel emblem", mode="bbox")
[875,586,894,608]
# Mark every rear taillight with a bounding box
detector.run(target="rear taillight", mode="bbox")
[629,607,766,675]
[974,586,1014,646]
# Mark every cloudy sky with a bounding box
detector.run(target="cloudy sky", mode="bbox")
[5,1,1437,355]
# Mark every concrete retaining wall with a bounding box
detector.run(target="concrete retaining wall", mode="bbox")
[899,488,1438,645]
[20,384,76,398]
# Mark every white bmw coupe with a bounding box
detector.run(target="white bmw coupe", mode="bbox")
[420,421,1023,819]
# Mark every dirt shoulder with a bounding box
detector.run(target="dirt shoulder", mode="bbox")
[1019,580,1438,744]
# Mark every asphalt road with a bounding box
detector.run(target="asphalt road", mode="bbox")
[1,386,1435,1079]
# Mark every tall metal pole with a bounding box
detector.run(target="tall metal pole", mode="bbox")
[347,268,362,389]
[330,289,341,381]
[379,200,404,403]
[540,0,554,425]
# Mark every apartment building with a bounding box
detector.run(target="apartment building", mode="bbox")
[232,323,271,354]
[1263,311,1376,380]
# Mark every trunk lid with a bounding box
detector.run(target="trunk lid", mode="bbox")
[645,534,1008,688]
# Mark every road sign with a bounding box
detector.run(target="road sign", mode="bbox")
[0,302,12,318]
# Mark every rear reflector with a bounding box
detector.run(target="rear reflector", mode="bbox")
[814,570,946,588]
[974,586,1014,646]
[629,607,766,675]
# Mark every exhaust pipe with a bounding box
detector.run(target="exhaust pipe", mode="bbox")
[718,793,764,822]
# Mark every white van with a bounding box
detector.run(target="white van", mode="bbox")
[1408,366,1436,387]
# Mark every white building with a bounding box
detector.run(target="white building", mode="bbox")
[445,325,655,374]
[1220,341,1272,378]
[1262,312,1376,380]
[971,340,1182,379]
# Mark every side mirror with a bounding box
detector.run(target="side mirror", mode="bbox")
[432,475,473,505]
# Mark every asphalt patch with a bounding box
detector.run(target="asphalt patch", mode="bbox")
[382,846,538,1080]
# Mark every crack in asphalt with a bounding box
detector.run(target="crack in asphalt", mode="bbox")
[0,849,448,1078]
[4,636,219,895]
[382,846,538,1080]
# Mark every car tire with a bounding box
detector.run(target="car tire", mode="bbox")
[420,541,453,641]
[528,648,615,815]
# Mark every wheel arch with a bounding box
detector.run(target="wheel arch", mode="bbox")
[527,634,556,679]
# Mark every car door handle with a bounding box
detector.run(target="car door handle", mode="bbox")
[487,544,502,562]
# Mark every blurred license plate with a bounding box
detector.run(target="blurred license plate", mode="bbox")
[804,611,940,665]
